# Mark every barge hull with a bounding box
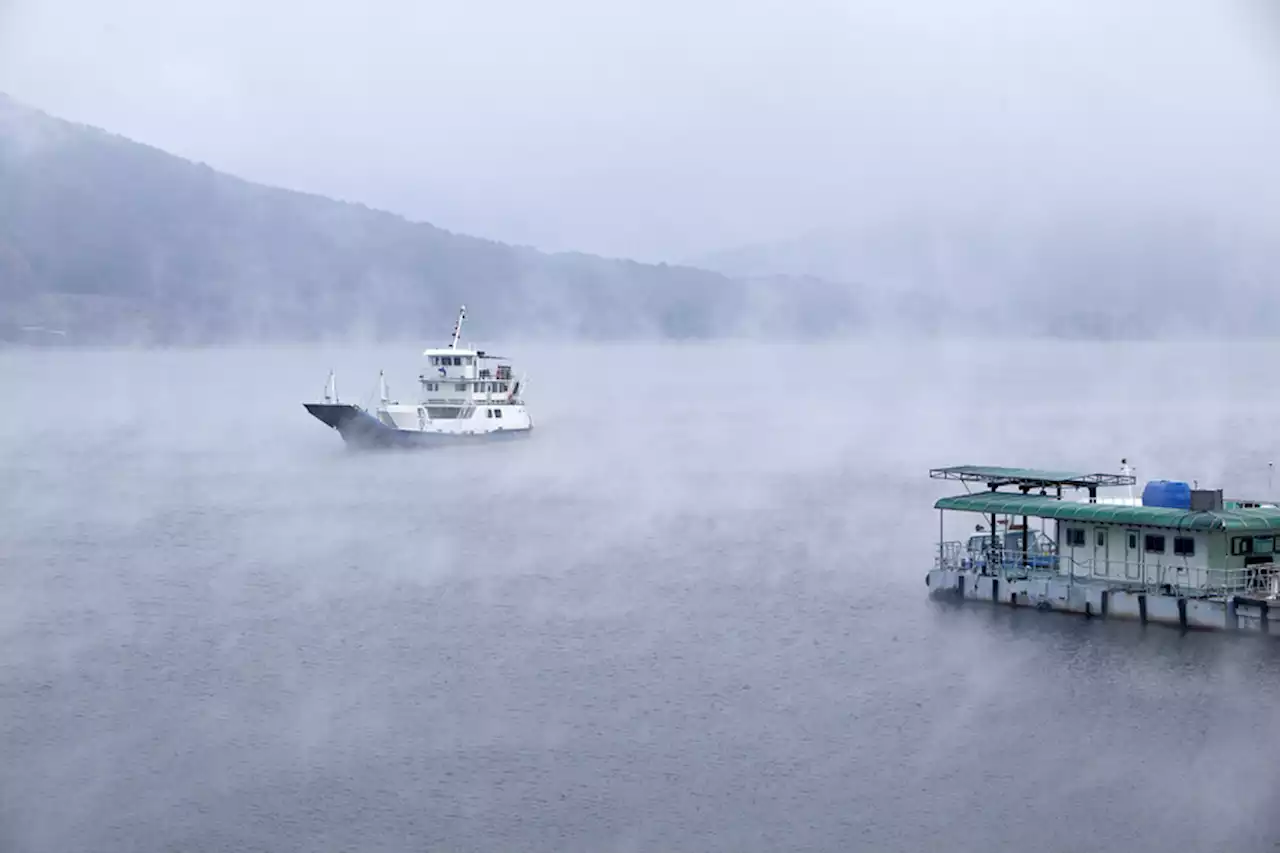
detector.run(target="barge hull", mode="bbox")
[925,569,1273,635]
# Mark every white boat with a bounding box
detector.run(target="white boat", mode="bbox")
[303,305,534,448]
[926,463,1280,635]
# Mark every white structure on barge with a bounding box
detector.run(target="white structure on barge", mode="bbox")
[303,305,533,448]
[927,465,1280,634]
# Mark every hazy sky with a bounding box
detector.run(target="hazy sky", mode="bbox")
[2,0,1279,261]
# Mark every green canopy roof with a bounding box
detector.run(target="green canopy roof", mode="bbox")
[935,492,1280,532]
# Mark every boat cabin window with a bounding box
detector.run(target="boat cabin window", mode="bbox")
[1065,528,1086,547]
[1234,535,1278,556]
[455,383,467,392]
[423,382,439,391]
[486,409,492,418]
[1128,533,1138,550]
[1174,536,1195,557]
[1144,534,1166,554]
[1096,531,1106,548]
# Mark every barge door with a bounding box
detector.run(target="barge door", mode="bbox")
[1093,529,1108,579]
[1124,529,1143,581]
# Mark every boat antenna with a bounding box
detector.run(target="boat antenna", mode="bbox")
[324,369,338,403]
[450,305,466,349]
[1269,461,1274,499]
[1121,457,1134,502]
[379,370,389,405]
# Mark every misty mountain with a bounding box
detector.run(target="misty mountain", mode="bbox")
[0,93,861,345]
[695,214,1280,339]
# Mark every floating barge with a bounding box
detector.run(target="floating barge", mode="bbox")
[926,464,1280,634]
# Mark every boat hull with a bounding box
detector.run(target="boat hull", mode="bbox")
[926,568,1280,636]
[303,403,532,449]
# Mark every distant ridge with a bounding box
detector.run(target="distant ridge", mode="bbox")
[0,93,861,345]
[690,212,1280,340]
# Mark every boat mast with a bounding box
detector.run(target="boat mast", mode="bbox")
[450,305,466,349]
[379,370,389,405]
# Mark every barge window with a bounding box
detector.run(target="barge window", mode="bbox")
[1144,534,1166,554]
[1232,536,1253,556]
[1065,528,1086,547]
[1174,536,1195,556]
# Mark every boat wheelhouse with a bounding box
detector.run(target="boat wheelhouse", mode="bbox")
[927,464,1280,634]
[303,305,533,448]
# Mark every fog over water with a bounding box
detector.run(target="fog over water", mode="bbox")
[6,0,1280,848]
[4,341,1280,852]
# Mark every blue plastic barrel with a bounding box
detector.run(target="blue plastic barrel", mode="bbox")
[1141,479,1191,509]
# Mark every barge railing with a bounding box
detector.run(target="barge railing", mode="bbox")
[934,543,1280,600]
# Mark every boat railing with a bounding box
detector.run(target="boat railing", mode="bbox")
[934,545,1280,600]
[937,541,964,566]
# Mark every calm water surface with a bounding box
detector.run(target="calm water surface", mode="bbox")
[3,340,1280,852]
